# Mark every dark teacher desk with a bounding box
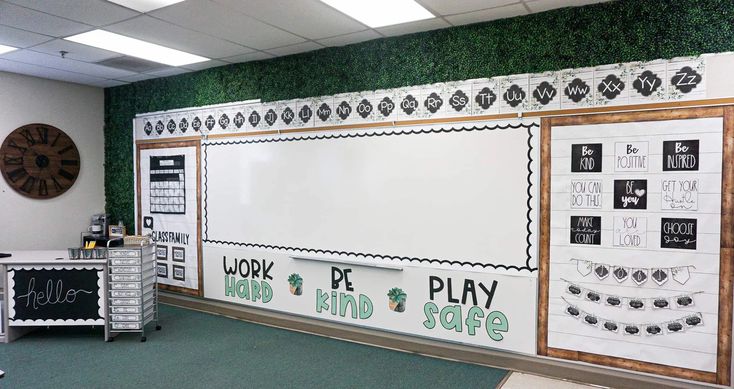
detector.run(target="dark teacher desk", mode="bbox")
[0,251,109,343]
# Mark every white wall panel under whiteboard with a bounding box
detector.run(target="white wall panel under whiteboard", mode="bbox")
[547,117,724,373]
[202,120,539,273]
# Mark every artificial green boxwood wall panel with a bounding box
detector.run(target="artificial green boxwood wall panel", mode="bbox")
[105,0,734,227]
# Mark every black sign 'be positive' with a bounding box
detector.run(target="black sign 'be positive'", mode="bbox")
[571,143,602,172]
[663,140,699,171]
[570,216,602,245]
[10,268,102,322]
[661,218,697,250]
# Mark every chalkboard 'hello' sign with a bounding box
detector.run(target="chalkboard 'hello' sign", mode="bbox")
[663,140,699,171]
[571,143,602,173]
[10,268,102,323]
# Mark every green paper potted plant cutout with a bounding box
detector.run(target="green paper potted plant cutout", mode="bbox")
[387,287,407,312]
[288,273,303,296]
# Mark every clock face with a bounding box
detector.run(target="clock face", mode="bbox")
[0,124,80,199]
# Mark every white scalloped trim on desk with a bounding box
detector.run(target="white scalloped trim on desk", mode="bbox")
[97,268,105,319]
[7,265,104,271]
[8,270,16,319]
[7,268,106,325]
[9,318,105,326]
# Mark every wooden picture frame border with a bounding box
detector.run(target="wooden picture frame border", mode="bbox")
[136,140,203,297]
[537,106,733,385]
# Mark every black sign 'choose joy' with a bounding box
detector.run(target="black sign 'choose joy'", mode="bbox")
[661,218,697,250]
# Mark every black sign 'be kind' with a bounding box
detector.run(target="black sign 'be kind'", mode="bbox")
[571,143,602,173]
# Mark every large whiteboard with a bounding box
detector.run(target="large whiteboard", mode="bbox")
[203,120,539,273]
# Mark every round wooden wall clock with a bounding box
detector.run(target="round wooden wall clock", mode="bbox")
[0,123,80,199]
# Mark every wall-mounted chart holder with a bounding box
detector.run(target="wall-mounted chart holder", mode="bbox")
[290,255,403,271]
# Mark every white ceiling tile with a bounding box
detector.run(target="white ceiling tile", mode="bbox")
[420,0,520,15]
[213,0,366,40]
[265,41,324,57]
[221,51,275,63]
[90,79,128,87]
[30,39,123,62]
[105,15,255,59]
[0,59,107,86]
[317,30,382,47]
[524,0,610,13]
[108,0,186,13]
[2,49,137,78]
[5,0,139,26]
[181,59,228,71]
[150,0,305,50]
[0,24,52,48]
[0,2,92,37]
[445,3,528,25]
[114,73,158,82]
[144,67,190,77]
[376,18,450,37]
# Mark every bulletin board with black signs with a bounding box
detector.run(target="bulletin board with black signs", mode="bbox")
[537,106,733,385]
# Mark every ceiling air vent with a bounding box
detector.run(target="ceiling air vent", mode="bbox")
[96,56,168,73]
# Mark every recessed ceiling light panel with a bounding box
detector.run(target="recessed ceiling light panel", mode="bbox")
[65,30,208,67]
[108,0,185,13]
[320,0,434,28]
[0,44,18,55]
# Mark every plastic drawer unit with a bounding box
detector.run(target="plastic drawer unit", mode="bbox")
[107,243,160,341]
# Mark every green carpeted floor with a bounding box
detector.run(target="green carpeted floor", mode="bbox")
[0,304,508,388]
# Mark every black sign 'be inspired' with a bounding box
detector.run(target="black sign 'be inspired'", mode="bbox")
[571,143,602,173]
[661,218,697,250]
[663,140,699,171]
[570,216,602,245]
[614,179,647,210]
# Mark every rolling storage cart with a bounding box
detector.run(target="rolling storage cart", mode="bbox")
[106,240,161,342]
